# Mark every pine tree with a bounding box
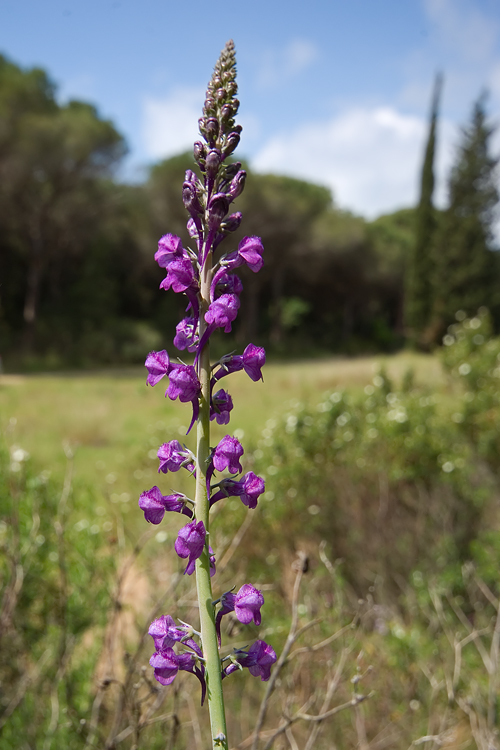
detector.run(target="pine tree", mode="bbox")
[405,73,442,349]
[432,93,499,341]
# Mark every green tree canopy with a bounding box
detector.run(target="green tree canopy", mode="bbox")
[432,94,499,342]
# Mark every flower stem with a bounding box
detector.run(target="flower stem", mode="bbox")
[195,251,228,749]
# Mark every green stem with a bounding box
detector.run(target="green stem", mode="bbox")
[195,251,228,749]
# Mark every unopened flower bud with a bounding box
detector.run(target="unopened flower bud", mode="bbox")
[204,97,216,113]
[205,149,221,177]
[205,117,219,142]
[193,141,206,162]
[208,193,229,231]
[221,103,234,121]
[225,161,241,177]
[216,87,227,101]
[221,212,242,233]
[222,132,240,158]
[183,182,203,216]
[187,218,198,239]
[228,170,246,200]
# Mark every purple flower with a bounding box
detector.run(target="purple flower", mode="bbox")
[212,344,266,386]
[175,520,206,575]
[167,364,200,402]
[210,471,265,509]
[205,294,240,332]
[215,584,264,645]
[221,212,242,233]
[150,647,206,704]
[160,257,198,294]
[149,615,202,657]
[157,440,194,474]
[213,435,244,474]
[240,343,266,381]
[182,179,203,218]
[195,294,241,363]
[209,546,216,578]
[167,364,201,434]
[145,350,171,386]
[210,269,243,302]
[223,640,276,682]
[138,486,193,524]
[227,170,246,201]
[155,234,186,268]
[149,615,189,650]
[150,647,194,686]
[207,193,229,232]
[225,236,264,273]
[173,317,198,352]
[234,584,264,625]
[210,389,233,425]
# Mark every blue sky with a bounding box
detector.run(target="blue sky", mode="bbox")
[1,0,499,218]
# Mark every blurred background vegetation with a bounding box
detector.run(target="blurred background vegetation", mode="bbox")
[0,57,498,370]
[2,53,500,750]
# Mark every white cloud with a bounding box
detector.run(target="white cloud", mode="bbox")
[251,106,456,218]
[284,39,318,75]
[424,0,499,62]
[256,38,319,88]
[142,86,204,160]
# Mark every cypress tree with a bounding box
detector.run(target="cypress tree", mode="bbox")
[405,73,442,348]
[432,93,499,341]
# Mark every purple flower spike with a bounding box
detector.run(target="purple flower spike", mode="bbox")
[213,435,244,475]
[155,234,186,268]
[138,486,193,524]
[210,389,234,425]
[145,350,171,386]
[175,520,206,575]
[157,440,194,474]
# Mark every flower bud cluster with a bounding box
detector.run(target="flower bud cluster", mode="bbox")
[138,40,276,711]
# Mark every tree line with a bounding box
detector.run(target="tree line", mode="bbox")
[0,55,498,369]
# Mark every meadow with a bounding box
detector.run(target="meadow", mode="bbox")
[0,351,442,526]
[2,326,500,750]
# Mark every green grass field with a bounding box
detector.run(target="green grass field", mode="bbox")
[0,351,443,502]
